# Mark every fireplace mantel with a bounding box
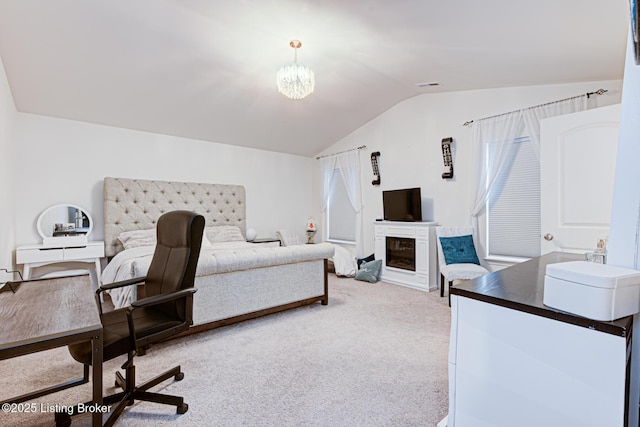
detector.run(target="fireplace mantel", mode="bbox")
[374,221,438,292]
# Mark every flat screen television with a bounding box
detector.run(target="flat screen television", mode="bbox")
[382,187,422,222]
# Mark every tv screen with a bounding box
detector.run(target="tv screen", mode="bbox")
[383,188,422,222]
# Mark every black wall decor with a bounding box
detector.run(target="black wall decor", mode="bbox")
[371,151,381,185]
[441,137,454,179]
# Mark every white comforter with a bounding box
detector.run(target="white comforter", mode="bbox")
[102,241,254,308]
[102,241,335,309]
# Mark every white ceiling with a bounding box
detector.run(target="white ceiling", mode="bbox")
[0,0,630,157]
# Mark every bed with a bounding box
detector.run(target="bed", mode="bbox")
[102,177,334,334]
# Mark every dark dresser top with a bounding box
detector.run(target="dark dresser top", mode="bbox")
[450,252,633,337]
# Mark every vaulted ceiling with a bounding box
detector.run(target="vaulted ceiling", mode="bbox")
[0,0,630,156]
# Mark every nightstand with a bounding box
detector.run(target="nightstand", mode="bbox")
[249,238,281,247]
[16,241,105,283]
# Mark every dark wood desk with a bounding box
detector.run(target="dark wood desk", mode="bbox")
[0,275,103,426]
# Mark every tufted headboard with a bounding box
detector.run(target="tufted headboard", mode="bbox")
[103,177,246,257]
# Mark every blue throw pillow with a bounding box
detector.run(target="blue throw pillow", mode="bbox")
[439,235,480,265]
[355,259,382,283]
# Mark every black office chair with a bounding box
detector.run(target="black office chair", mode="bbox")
[58,210,205,427]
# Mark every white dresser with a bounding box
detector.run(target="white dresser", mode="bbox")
[447,253,632,427]
[16,241,105,283]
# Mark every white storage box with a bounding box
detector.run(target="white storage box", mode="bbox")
[544,261,640,321]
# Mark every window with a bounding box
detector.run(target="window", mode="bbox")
[486,136,540,258]
[327,169,356,243]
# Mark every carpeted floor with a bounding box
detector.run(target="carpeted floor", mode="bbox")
[0,274,451,426]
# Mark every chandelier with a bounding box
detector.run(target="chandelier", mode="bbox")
[276,40,315,100]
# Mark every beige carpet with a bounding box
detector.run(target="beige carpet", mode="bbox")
[0,274,451,426]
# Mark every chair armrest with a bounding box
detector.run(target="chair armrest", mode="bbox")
[130,288,197,309]
[97,276,146,294]
[124,287,198,354]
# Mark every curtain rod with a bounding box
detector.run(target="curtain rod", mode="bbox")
[462,88,608,127]
[316,145,367,160]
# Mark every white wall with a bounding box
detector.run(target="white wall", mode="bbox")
[608,40,640,269]
[0,57,16,274]
[313,80,623,262]
[606,28,640,426]
[11,114,314,248]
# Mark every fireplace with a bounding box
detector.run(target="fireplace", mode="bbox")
[374,221,438,291]
[385,236,416,271]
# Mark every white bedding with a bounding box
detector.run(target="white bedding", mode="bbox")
[103,241,255,308]
[103,241,336,309]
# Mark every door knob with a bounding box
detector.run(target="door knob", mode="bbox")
[544,233,554,241]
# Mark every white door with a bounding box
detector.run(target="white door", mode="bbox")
[540,104,621,254]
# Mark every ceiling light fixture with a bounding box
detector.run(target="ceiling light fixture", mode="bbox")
[276,40,315,100]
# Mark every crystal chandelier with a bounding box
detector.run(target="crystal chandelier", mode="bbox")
[276,40,315,100]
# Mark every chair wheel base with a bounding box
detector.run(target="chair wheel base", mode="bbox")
[55,412,71,427]
[177,403,188,414]
[175,372,184,381]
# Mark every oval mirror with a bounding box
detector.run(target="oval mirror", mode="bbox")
[37,204,93,244]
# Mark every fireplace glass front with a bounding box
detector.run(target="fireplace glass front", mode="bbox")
[385,236,416,272]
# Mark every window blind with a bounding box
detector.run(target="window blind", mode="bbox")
[487,137,541,258]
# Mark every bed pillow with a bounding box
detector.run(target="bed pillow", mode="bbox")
[119,227,212,250]
[118,228,157,250]
[205,225,246,243]
[355,259,382,283]
[439,235,481,265]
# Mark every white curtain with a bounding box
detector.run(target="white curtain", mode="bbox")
[336,150,364,257]
[320,156,336,213]
[522,95,587,159]
[336,151,362,215]
[471,95,589,217]
[319,149,364,257]
[470,95,588,254]
[470,110,524,219]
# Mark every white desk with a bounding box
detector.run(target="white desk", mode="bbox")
[16,241,105,284]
